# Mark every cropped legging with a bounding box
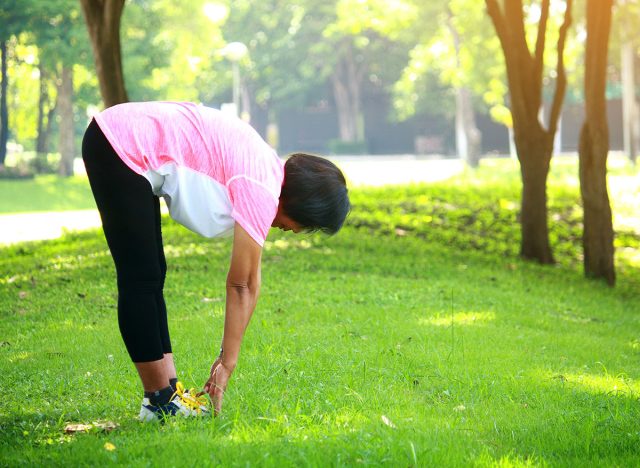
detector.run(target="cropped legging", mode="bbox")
[82,119,171,362]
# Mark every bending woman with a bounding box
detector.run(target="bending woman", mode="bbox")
[81,101,350,421]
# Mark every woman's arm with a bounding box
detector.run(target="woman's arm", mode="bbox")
[202,223,263,413]
[221,222,262,367]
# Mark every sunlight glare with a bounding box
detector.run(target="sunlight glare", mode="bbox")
[429,40,448,59]
[203,3,229,24]
[420,311,496,327]
[542,370,639,396]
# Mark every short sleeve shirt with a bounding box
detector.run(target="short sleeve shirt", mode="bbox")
[94,101,284,246]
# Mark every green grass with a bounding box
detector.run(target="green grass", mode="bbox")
[1,158,639,466]
[0,175,95,213]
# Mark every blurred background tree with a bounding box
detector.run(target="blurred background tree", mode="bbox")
[613,0,640,165]
[0,0,33,169]
[2,0,636,169]
[0,0,636,282]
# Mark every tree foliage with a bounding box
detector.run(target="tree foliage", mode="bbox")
[394,0,506,124]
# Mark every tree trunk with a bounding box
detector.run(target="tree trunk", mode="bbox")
[346,46,363,143]
[35,62,50,172]
[240,79,252,122]
[79,0,128,108]
[331,71,355,141]
[250,100,269,141]
[58,66,75,177]
[36,63,47,153]
[449,11,482,167]
[621,40,637,165]
[0,40,8,168]
[578,0,615,285]
[331,40,364,143]
[517,132,554,263]
[44,103,57,155]
[456,86,482,167]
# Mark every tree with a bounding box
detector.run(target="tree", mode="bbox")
[578,0,615,285]
[203,0,314,134]
[322,0,415,146]
[0,0,33,168]
[394,0,508,165]
[79,0,128,107]
[57,65,74,176]
[330,37,366,144]
[118,0,174,102]
[30,0,94,176]
[4,0,190,173]
[615,0,640,165]
[34,61,56,168]
[215,0,413,147]
[447,8,481,167]
[486,0,572,264]
[0,40,8,169]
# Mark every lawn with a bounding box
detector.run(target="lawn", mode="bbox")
[0,157,639,466]
[0,175,95,214]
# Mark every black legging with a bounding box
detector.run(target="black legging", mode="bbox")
[82,119,171,362]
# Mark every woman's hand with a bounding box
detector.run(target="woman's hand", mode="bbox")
[201,358,234,415]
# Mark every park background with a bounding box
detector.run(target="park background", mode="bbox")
[1,0,640,169]
[1,0,639,466]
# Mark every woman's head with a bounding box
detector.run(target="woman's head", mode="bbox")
[278,153,350,234]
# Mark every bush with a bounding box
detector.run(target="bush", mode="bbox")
[327,139,368,155]
[0,165,34,180]
[3,151,60,176]
[346,181,640,269]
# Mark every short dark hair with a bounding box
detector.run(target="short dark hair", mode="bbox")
[280,153,350,234]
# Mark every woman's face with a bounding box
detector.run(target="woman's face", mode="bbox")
[272,209,303,233]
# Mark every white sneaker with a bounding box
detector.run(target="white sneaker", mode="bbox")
[138,382,210,422]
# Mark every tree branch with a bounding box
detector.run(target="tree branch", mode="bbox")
[504,0,529,59]
[486,0,535,126]
[548,0,573,137]
[533,0,550,102]
[485,0,508,46]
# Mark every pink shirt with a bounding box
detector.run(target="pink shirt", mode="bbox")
[94,102,284,246]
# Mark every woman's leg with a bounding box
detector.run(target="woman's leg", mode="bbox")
[152,195,178,383]
[82,120,170,393]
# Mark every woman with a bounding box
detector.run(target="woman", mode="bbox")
[81,101,350,421]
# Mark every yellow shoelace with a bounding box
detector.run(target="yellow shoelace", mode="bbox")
[172,381,208,413]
